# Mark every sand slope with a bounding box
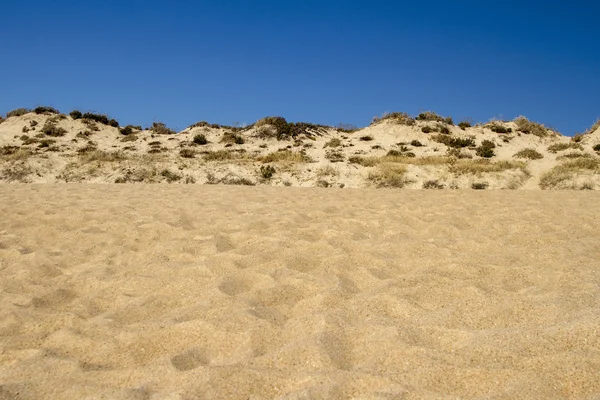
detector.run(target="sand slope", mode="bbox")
[1,185,599,399]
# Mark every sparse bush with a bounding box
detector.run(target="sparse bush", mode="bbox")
[449,159,526,175]
[593,144,600,152]
[203,150,233,161]
[260,165,276,179]
[179,148,196,158]
[432,134,475,148]
[540,158,600,189]
[514,148,543,160]
[421,126,434,133]
[119,125,138,135]
[557,152,595,160]
[423,180,445,189]
[371,112,416,126]
[120,134,138,142]
[6,108,30,118]
[82,112,119,127]
[255,116,291,140]
[359,135,373,141]
[324,138,342,148]
[410,140,423,147]
[22,126,30,133]
[160,169,182,183]
[41,121,67,137]
[584,119,600,135]
[33,106,59,114]
[487,123,512,134]
[193,134,208,145]
[416,111,445,123]
[458,121,471,130]
[38,139,56,148]
[30,120,38,127]
[151,122,176,135]
[476,140,496,158]
[547,142,583,153]
[260,150,308,163]
[447,148,473,159]
[325,150,345,163]
[514,116,553,137]
[70,110,83,119]
[221,131,245,144]
[348,156,378,167]
[471,182,488,190]
[571,134,584,143]
[368,163,408,188]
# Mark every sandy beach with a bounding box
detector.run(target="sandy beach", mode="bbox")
[0,184,599,399]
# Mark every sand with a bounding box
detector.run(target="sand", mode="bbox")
[1,185,599,399]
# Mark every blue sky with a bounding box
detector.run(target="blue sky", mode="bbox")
[1,0,598,135]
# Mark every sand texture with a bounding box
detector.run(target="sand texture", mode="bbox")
[1,185,600,399]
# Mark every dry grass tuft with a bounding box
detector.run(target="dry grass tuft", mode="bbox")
[540,158,600,189]
[259,150,309,163]
[584,119,600,135]
[79,150,127,163]
[514,116,554,137]
[514,148,544,160]
[449,159,527,175]
[547,142,583,153]
[371,112,416,126]
[368,163,408,188]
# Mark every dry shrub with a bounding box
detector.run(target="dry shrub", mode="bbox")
[324,138,342,148]
[79,150,127,163]
[6,108,30,118]
[368,163,408,188]
[371,112,415,126]
[203,150,233,161]
[539,158,600,189]
[547,142,583,153]
[514,116,554,137]
[259,150,308,163]
[432,134,474,148]
[584,119,600,135]
[556,152,596,160]
[449,159,527,175]
[1,162,33,182]
[316,165,339,178]
[514,148,544,160]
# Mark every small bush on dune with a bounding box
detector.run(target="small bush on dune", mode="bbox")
[476,140,496,158]
[119,125,140,136]
[584,119,600,135]
[179,148,196,158]
[260,165,276,179]
[547,142,583,153]
[514,148,544,160]
[6,108,30,118]
[160,169,182,183]
[486,122,512,134]
[449,159,526,175]
[81,112,119,127]
[416,111,453,125]
[593,144,600,152]
[432,134,475,148]
[221,131,245,144]
[410,140,423,147]
[41,121,67,137]
[540,158,600,189]
[458,121,471,130]
[371,112,416,126]
[193,134,208,145]
[359,135,374,141]
[471,182,489,190]
[324,138,342,148]
[151,122,176,135]
[368,163,408,188]
[79,150,126,163]
[514,116,553,137]
[70,110,83,119]
[33,106,60,115]
[259,150,308,163]
[423,180,445,189]
[203,150,233,161]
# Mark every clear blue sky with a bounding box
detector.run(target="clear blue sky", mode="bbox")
[1,0,598,135]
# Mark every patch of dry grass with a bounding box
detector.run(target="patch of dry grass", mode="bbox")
[448,159,528,175]
[584,119,600,135]
[514,148,544,160]
[540,158,600,189]
[514,116,555,137]
[367,163,408,188]
[547,142,583,153]
[259,150,309,163]
[79,150,127,163]
[371,112,416,126]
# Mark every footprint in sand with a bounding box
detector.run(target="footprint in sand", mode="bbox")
[171,348,209,371]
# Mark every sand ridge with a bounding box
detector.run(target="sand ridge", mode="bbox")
[0,185,599,399]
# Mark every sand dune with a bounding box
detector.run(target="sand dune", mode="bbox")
[1,185,599,399]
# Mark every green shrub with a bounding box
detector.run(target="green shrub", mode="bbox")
[476,140,496,158]
[421,126,434,133]
[416,111,445,123]
[119,125,138,136]
[410,140,423,147]
[260,165,276,179]
[6,108,30,118]
[458,121,471,130]
[33,106,60,114]
[487,123,512,133]
[70,110,83,119]
[432,134,475,148]
[30,120,38,127]
[514,148,543,160]
[359,135,374,141]
[192,134,207,145]
[82,112,119,127]
[41,121,67,137]
[221,131,245,144]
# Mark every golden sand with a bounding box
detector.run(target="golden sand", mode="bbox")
[1,185,599,399]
